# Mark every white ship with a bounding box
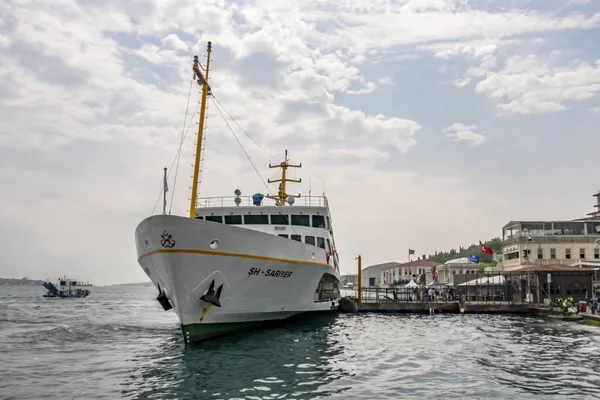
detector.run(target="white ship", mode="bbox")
[134,41,341,344]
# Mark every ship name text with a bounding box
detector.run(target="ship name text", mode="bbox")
[247,267,293,279]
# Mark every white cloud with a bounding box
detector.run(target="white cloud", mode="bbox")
[473,56,600,115]
[591,107,600,114]
[0,0,599,284]
[443,123,487,146]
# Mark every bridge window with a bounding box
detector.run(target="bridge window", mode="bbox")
[326,238,332,253]
[305,236,316,245]
[225,215,242,224]
[270,214,289,225]
[206,215,223,223]
[195,216,204,219]
[244,215,269,224]
[278,234,289,239]
[326,216,330,230]
[312,215,325,228]
[291,234,301,242]
[317,237,325,249]
[291,215,310,226]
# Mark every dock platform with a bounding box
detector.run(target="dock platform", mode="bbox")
[338,297,539,315]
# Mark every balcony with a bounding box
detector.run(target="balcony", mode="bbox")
[503,236,600,246]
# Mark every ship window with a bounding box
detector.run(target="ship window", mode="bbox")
[291,234,301,242]
[326,216,331,230]
[195,216,204,219]
[244,214,269,224]
[270,214,289,225]
[305,236,316,245]
[206,215,222,223]
[312,215,325,228]
[291,215,310,226]
[317,237,325,249]
[278,234,289,239]
[326,238,332,253]
[225,215,242,224]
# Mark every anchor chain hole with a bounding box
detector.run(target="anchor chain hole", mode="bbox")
[209,239,219,250]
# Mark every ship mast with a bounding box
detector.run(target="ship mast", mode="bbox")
[267,150,301,206]
[189,41,212,218]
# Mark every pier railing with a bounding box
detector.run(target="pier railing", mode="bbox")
[196,195,329,208]
[343,272,544,305]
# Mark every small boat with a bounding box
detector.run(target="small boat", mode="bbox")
[42,276,91,298]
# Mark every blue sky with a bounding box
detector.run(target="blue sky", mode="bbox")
[0,0,599,284]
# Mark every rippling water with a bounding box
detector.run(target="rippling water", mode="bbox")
[2,285,600,399]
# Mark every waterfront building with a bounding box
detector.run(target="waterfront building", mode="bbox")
[436,257,481,285]
[361,262,399,287]
[501,190,600,272]
[380,259,441,286]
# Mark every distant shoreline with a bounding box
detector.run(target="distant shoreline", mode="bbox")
[0,278,45,286]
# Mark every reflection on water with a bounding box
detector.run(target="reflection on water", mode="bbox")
[125,314,350,399]
[2,286,600,399]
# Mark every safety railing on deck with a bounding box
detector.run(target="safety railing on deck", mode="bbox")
[197,195,329,208]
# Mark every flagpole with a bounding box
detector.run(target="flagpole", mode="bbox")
[163,167,168,215]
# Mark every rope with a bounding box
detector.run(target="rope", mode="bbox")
[168,77,194,214]
[210,96,271,193]
[211,94,278,161]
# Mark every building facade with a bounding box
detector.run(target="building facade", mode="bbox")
[501,191,600,272]
[380,260,441,286]
[361,262,400,287]
[501,220,600,271]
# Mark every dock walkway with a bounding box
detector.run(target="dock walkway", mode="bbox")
[338,297,538,314]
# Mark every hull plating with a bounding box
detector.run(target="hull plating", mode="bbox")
[135,215,340,342]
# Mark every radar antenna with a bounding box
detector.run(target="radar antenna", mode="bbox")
[266,150,301,206]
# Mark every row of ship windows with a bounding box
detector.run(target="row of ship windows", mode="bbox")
[197,214,328,228]
[278,233,329,250]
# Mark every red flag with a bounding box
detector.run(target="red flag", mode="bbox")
[408,249,415,255]
[479,241,493,255]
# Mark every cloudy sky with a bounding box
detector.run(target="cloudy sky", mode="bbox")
[1,0,599,285]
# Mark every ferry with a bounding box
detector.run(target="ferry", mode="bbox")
[42,276,91,298]
[134,41,341,343]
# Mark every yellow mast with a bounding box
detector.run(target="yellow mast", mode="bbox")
[189,42,212,218]
[268,149,301,206]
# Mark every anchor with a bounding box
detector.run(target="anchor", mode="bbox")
[156,283,173,311]
[200,279,224,307]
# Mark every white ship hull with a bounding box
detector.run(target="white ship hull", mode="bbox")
[134,215,340,343]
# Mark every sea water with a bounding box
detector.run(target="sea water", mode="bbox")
[1,285,600,399]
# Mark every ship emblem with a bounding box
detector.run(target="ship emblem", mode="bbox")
[160,231,176,248]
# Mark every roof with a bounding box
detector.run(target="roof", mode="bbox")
[362,262,402,272]
[400,260,441,267]
[444,257,470,264]
[513,264,596,273]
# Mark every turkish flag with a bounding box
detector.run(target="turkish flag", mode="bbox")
[409,249,415,255]
[480,242,493,255]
